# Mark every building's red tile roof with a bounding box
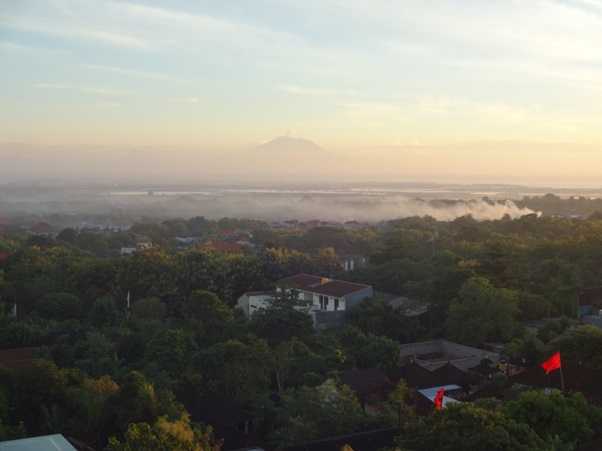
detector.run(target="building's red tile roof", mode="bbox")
[341,368,392,397]
[310,280,371,297]
[200,240,244,254]
[0,347,40,369]
[276,273,371,297]
[579,287,602,306]
[30,222,53,233]
[277,273,326,290]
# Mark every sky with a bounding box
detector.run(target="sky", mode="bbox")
[1,0,602,185]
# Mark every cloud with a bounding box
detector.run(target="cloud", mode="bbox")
[550,0,602,17]
[0,40,70,55]
[33,83,131,96]
[169,97,201,104]
[82,64,185,82]
[1,17,150,49]
[108,1,304,52]
[277,84,356,97]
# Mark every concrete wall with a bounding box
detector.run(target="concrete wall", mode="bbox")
[344,286,374,310]
[236,293,275,318]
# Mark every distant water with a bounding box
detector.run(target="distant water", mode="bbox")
[109,191,213,196]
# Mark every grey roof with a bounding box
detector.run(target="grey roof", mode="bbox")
[379,293,429,316]
[0,435,76,451]
[399,339,500,372]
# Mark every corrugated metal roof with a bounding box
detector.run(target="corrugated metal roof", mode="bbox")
[418,384,462,408]
[0,434,76,451]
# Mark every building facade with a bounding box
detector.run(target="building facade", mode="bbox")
[237,273,374,329]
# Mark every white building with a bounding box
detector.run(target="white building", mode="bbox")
[236,291,276,317]
[237,273,374,329]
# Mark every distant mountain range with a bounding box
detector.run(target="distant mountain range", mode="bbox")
[255,136,325,154]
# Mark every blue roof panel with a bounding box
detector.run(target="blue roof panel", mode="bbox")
[0,434,76,451]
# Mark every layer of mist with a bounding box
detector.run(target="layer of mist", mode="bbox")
[0,186,536,225]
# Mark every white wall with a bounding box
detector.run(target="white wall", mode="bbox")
[237,293,275,317]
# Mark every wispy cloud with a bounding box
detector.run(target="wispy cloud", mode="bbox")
[1,14,149,50]
[34,83,131,96]
[550,0,602,17]
[0,40,70,55]
[169,97,201,104]
[82,64,185,82]
[278,84,356,97]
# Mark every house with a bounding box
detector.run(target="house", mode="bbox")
[120,239,153,256]
[236,291,275,317]
[237,273,374,329]
[399,339,500,372]
[339,254,367,272]
[120,247,137,256]
[577,287,602,329]
[0,347,40,369]
[376,292,429,317]
[276,273,373,312]
[29,222,53,237]
[416,384,462,412]
[578,287,602,317]
[136,241,153,251]
[200,240,244,254]
[393,340,500,391]
[175,236,202,247]
[341,368,392,412]
[0,252,11,265]
[0,434,77,451]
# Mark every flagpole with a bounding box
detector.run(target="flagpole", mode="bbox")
[559,365,565,391]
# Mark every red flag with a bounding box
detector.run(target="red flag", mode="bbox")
[434,388,445,410]
[541,352,562,374]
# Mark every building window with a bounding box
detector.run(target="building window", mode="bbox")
[334,298,339,310]
[319,295,329,310]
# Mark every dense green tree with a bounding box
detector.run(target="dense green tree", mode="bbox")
[250,289,314,345]
[505,332,545,366]
[504,390,602,450]
[446,277,519,345]
[36,292,82,320]
[57,228,78,244]
[548,325,602,370]
[184,290,233,342]
[89,296,121,327]
[131,297,166,321]
[337,326,400,370]
[144,329,196,378]
[397,403,550,451]
[194,339,272,404]
[347,298,424,343]
[106,415,221,451]
[268,379,382,447]
[274,338,326,391]
[104,371,160,436]
[10,360,71,436]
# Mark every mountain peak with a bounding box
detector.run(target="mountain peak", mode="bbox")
[256,136,324,153]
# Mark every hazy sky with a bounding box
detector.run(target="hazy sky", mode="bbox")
[1,0,602,184]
